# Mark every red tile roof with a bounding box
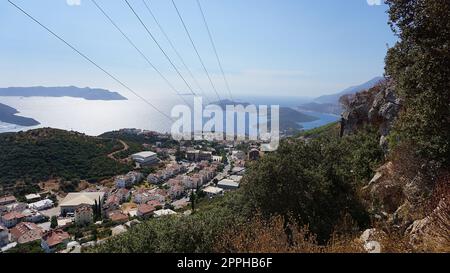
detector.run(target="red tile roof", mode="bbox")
[138,204,156,216]
[43,229,70,248]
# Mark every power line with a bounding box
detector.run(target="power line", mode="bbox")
[196,0,233,101]
[124,0,198,100]
[170,0,222,103]
[91,0,189,106]
[142,0,211,104]
[7,0,173,122]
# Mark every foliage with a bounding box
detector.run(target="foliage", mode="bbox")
[385,0,450,164]
[0,128,131,195]
[90,192,250,253]
[50,216,58,229]
[241,127,383,241]
[5,240,44,253]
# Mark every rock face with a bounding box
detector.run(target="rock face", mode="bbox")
[340,79,402,153]
[406,198,450,252]
[363,159,449,251]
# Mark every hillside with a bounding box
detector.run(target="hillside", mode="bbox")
[213,100,319,134]
[0,102,40,126]
[0,86,127,100]
[314,77,384,104]
[0,128,131,196]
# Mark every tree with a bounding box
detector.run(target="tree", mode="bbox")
[385,0,450,164]
[50,216,58,229]
[190,190,196,213]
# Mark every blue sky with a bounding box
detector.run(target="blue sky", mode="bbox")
[0,0,396,100]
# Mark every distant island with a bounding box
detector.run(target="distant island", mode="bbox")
[0,102,40,126]
[0,86,127,100]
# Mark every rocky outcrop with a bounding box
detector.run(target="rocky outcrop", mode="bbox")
[340,79,402,153]
[406,198,450,252]
[363,159,450,251]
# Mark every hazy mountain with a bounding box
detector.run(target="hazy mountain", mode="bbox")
[314,76,384,104]
[296,77,384,116]
[0,102,40,126]
[212,100,319,135]
[0,86,127,100]
[297,102,342,115]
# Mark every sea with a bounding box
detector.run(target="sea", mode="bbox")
[0,96,340,136]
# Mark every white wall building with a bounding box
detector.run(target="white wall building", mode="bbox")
[28,199,54,211]
[217,179,240,190]
[131,151,159,165]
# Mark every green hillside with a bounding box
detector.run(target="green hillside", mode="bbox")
[0,128,131,196]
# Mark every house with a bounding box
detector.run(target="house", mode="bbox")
[41,229,70,253]
[153,209,176,217]
[229,175,243,183]
[0,225,8,247]
[5,202,28,213]
[115,171,143,188]
[22,209,46,223]
[131,151,159,166]
[137,204,155,219]
[115,175,132,189]
[0,195,17,206]
[107,210,129,223]
[28,199,54,211]
[132,189,153,204]
[74,205,93,226]
[10,222,43,244]
[1,211,25,228]
[212,155,222,162]
[217,179,240,190]
[168,184,185,199]
[147,173,161,184]
[202,186,224,198]
[103,195,121,213]
[198,151,213,161]
[186,150,200,161]
[60,192,105,215]
[25,193,41,202]
[146,200,164,209]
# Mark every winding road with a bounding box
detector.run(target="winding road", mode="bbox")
[107,139,129,162]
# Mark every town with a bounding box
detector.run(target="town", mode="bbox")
[0,129,263,253]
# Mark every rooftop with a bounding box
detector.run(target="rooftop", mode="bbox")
[60,192,105,207]
[218,179,240,188]
[132,151,157,158]
[203,186,224,195]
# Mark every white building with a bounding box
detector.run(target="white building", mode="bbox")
[74,205,93,226]
[153,209,176,218]
[25,193,41,202]
[131,151,159,165]
[0,225,8,247]
[115,171,142,189]
[217,179,240,190]
[28,199,54,211]
[60,192,105,215]
[203,186,224,198]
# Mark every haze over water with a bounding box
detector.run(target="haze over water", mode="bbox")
[0,96,339,136]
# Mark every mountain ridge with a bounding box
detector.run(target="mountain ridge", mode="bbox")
[0,86,127,100]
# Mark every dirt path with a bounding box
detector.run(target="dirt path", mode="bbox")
[108,140,129,161]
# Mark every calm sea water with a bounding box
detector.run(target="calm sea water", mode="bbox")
[0,96,339,136]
